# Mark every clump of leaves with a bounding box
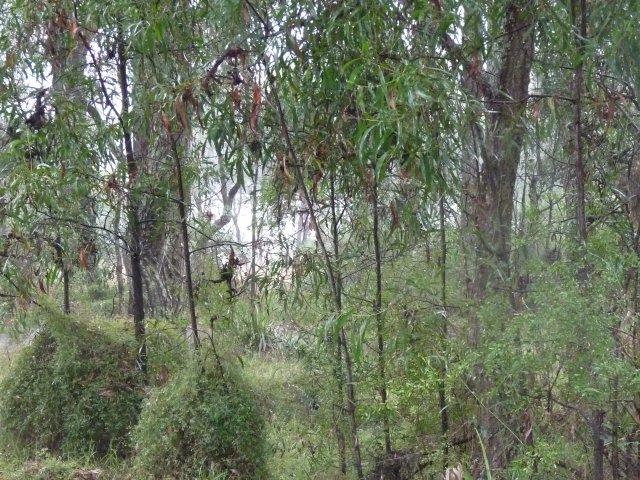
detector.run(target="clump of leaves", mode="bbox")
[131,355,268,480]
[0,316,144,459]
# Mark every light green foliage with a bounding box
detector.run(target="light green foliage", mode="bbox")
[0,316,144,458]
[131,355,267,480]
[242,354,338,479]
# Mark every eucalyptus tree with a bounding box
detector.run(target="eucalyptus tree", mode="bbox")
[238,1,462,476]
[0,1,107,316]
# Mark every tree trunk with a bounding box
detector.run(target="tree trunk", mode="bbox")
[469,2,535,299]
[459,1,536,474]
[268,54,364,475]
[118,29,147,374]
[250,152,260,346]
[372,168,392,456]
[572,0,588,245]
[438,194,449,466]
[114,204,125,315]
[169,133,200,350]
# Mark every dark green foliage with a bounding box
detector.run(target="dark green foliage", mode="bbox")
[0,318,144,458]
[132,356,268,480]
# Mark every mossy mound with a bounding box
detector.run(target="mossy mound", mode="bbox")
[0,317,144,458]
[131,357,267,479]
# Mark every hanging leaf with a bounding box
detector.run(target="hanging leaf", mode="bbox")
[174,99,190,133]
[318,309,354,344]
[250,82,261,133]
[242,1,250,25]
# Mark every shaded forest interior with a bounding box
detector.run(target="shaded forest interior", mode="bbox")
[1,0,640,479]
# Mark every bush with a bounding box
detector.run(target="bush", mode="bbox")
[132,355,268,479]
[0,316,144,458]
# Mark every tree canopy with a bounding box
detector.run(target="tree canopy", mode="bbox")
[1,0,640,479]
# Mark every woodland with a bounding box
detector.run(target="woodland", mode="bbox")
[0,0,638,479]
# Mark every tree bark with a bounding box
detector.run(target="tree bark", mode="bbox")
[469,1,535,299]
[438,194,449,466]
[573,0,588,245]
[118,28,147,373]
[372,168,392,455]
[169,134,200,350]
[449,1,536,474]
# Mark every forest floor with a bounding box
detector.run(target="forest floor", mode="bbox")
[0,325,345,480]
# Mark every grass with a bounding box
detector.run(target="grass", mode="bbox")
[0,322,350,479]
[243,353,342,479]
[0,309,423,480]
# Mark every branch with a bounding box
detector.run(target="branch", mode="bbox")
[429,0,495,99]
[203,47,248,94]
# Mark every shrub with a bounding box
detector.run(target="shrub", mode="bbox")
[132,355,268,479]
[0,316,144,458]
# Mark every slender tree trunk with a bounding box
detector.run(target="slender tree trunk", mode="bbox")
[45,5,87,316]
[54,238,70,314]
[611,374,620,480]
[372,168,392,455]
[573,0,588,245]
[571,4,604,478]
[250,153,260,345]
[268,55,364,476]
[117,29,147,373]
[114,204,125,315]
[62,269,70,315]
[169,136,200,350]
[330,168,349,475]
[438,195,449,465]
[592,409,605,480]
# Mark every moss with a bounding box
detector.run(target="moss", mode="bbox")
[0,316,144,459]
[131,354,267,479]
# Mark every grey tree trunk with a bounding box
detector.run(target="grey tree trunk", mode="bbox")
[441,1,536,474]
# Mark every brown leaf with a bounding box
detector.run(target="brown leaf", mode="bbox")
[174,99,190,133]
[79,249,89,270]
[183,89,205,128]
[468,51,481,79]
[55,10,67,29]
[242,2,250,25]
[390,200,399,228]
[387,90,397,110]
[231,87,242,111]
[98,388,114,399]
[311,170,322,198]
[531,101,541,120]
[161,112,172,134]
[68,19,80,39]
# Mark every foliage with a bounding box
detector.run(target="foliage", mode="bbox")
[131,354,267,480]
[0,314,144,459]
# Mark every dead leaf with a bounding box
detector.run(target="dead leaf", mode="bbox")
[231,87,242,111]
[98,388,114,399]
[531,101,541,120]
[174,99,190,133]
[183,88,205,128]
[387,90,397,110]
[443,463,463,480]
[242,2,250,24]
[390,199,399,228]
[68,19,80,39]
[161,112,172,135]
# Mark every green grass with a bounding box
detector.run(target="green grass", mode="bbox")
[0,315,397,479]
[242,352,346,479]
